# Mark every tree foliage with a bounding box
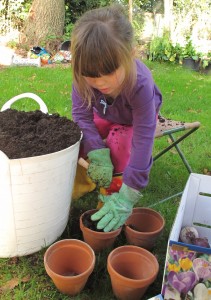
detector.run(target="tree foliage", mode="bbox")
[0,0,31,34]
[0,0,161,36]
[172,0,211,43]
[140,0,164,13]
[1,0,210,53]
[65,0,110,24]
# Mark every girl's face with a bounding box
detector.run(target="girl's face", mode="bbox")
[83,65,125,97]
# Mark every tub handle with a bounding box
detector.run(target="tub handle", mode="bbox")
[1,93,48,113]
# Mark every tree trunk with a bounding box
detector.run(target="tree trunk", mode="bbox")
[164,0,173,31]
[21,0,65,51]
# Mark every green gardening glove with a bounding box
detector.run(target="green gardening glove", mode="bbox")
[87,148,114,188]
[91,183,142,232]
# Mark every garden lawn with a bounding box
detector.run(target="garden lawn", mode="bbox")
[0,62,211,299]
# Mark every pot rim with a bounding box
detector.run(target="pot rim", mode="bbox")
[107,245,159,285]
[125,208,165,235]
[44,238,95,279]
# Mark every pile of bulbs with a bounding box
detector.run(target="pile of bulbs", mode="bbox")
[179,226,210,248]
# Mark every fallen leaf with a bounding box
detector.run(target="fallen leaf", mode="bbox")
[28,74,36,81]
[171,89,175,96]
[60,91,69,95]
[22,274,31,283]
[187,108,201,113]
[0,274,30,291]
[36,89,46,93]
[1,278,19,291]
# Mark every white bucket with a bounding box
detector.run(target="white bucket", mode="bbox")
[0,93,81,257]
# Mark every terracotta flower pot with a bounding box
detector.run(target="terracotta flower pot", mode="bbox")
[80,209,122,253]
[107,245,159,300]
[44,239,95,296]
[124,207,165,250]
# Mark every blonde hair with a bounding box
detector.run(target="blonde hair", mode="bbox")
[71,5,137,105]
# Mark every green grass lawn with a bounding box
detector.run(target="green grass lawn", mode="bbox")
[0,62,211,299]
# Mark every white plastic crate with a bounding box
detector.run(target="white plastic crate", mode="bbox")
[162,173,211,299]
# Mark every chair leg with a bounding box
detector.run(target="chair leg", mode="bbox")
[153,127,199,173]
[168,133,192,173]
[152,126,200,206]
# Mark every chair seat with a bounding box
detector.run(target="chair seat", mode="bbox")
[155,115,200,138]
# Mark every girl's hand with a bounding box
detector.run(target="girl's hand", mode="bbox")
[91,183,142,232]
[87,148,114,187]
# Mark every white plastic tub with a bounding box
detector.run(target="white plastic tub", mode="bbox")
[0,93,81,257]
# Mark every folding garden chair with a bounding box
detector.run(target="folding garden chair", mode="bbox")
[150,114,201,206]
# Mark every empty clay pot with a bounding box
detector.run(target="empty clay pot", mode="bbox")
[107,245,159,300]
[80,209,122,253]
[44,239,95,296]
[124,207,165,250]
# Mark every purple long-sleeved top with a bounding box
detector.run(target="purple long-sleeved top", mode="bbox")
[72,59,162,190]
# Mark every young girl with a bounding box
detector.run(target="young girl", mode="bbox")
[71,5,162,232]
